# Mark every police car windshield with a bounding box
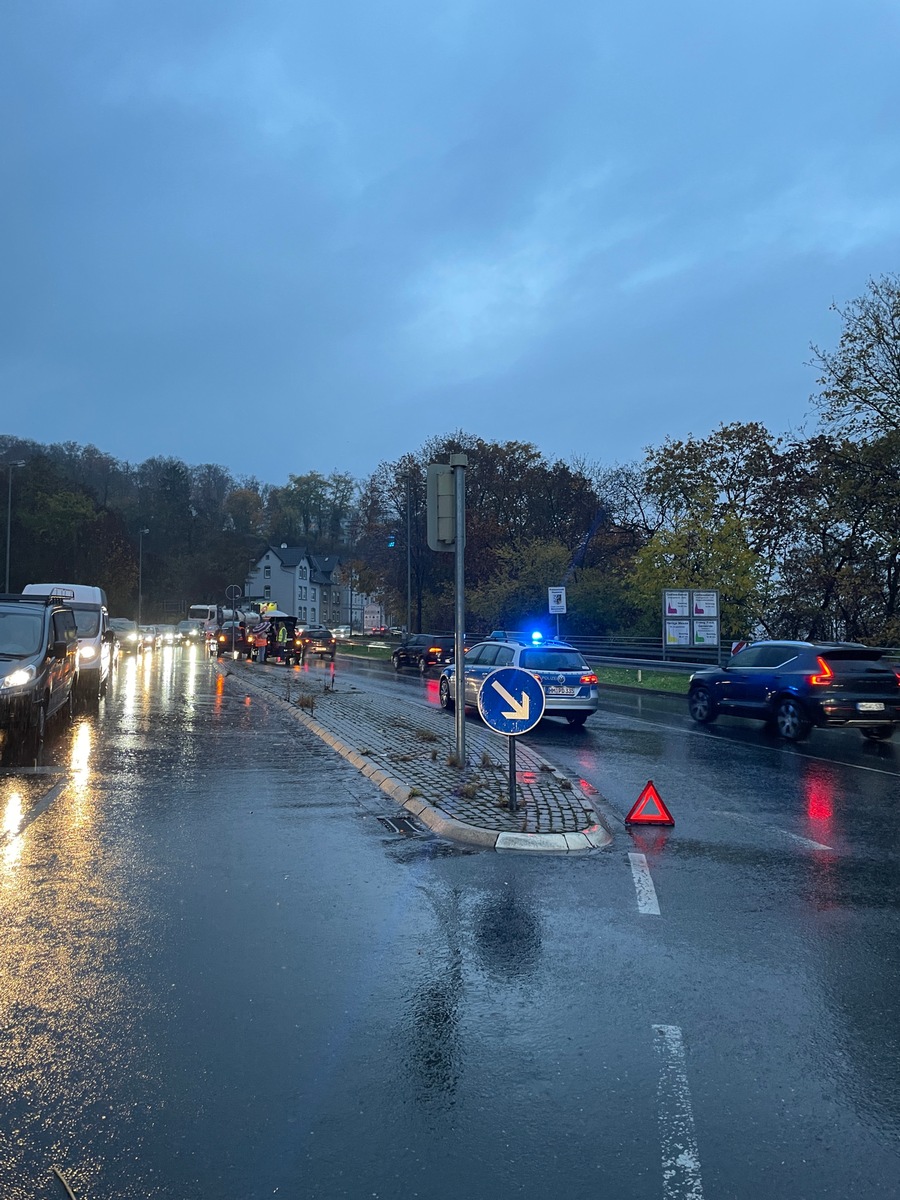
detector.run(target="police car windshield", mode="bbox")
[520,649,586,671]
[71,607,101,637]
[0,611,43,657]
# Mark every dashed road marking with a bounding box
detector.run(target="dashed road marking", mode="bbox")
[712,810,833,851]
[653,1024,705,1199]
[628,851,661,914]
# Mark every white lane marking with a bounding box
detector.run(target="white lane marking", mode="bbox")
[780,830,833,851]
[653,1024,705,1200]
[628,851,661,914]
[597,708,900,778]
[712,810,833,851]
[0,779,68,847]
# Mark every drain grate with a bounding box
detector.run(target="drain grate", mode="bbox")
[376,815,422,837]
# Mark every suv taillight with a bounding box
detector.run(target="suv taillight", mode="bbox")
[808,656,834,685]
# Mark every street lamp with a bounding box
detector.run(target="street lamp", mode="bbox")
[4,459,25,593]
[137,528,149,626]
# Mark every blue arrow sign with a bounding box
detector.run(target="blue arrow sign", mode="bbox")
[477,666,546,735]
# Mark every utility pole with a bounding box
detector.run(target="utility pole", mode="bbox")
[137,528,149,625]
[406,473,412,633]
[4,459,25,592]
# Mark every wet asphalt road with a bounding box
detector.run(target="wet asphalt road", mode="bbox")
[1,646,899,1199]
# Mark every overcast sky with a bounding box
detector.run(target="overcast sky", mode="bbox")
[2,0,899,484]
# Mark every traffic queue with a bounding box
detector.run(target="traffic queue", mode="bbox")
[207,614,337,666]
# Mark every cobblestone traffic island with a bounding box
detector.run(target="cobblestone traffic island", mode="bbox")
[216,658,612,852]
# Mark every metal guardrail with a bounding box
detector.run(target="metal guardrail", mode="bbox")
[351,631,900,671]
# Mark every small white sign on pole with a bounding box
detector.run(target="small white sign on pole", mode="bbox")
[548,587,567,614]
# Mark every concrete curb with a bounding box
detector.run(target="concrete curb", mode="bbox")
[218,663,612,853]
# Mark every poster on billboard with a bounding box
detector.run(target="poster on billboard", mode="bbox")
[665,620,691,646]
[692,619,719,646]
[691,590,719,618]
[663,590,690,618]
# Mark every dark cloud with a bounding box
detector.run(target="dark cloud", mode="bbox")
[2,0,899,482]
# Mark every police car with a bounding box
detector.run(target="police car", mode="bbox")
[438,631,599,727]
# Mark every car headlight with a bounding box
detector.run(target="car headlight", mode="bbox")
[2,666,35,689]
[79,645,97,659]
[128,632,138,642]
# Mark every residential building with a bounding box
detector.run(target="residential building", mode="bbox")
[245,546,380,631]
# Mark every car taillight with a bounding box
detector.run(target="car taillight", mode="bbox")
[808,656,833,685]
[580,673,597,685]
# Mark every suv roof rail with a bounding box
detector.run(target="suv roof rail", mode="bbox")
[0,592,61,606]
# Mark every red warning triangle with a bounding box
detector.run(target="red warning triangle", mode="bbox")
[625,780,674,826]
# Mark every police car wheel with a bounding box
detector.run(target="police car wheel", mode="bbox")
[565,712,588,727]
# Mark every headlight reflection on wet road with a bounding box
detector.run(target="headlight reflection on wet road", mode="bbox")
[2,791,24,871]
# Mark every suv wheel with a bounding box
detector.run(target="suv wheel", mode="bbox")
[418,657,428,674]
[439,677,453,710]
[688,686,717,724]
[392,655,401,671]
[775,696,811,742]
[565,712,588,727]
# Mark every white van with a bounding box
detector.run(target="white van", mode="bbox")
[22,583,113,704]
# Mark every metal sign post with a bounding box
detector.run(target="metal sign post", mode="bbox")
[226,584,241,658]
[451,455,467,766]
[427,454,468,766]
[478,667,545,812]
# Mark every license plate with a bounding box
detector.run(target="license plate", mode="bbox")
[547,686,577,696]
[857,701,885,712]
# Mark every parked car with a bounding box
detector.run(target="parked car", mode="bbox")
[296,624,337,661]
[687,640,900,741]
[109,617,142,654]
[392,634,455,674]
[0,592,78,753]
[438,632,599,726]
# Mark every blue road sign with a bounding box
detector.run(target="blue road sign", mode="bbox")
[478,666,545,736]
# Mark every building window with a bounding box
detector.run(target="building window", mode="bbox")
[264,566,271,578]
[311,607,316,622]
[300,586,307,600]
[264,586,271,599]
[300,566,307,579]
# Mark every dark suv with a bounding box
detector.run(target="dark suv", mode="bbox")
[687,640,900,741]
[392,634,455,674]
[0,593,78,753]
